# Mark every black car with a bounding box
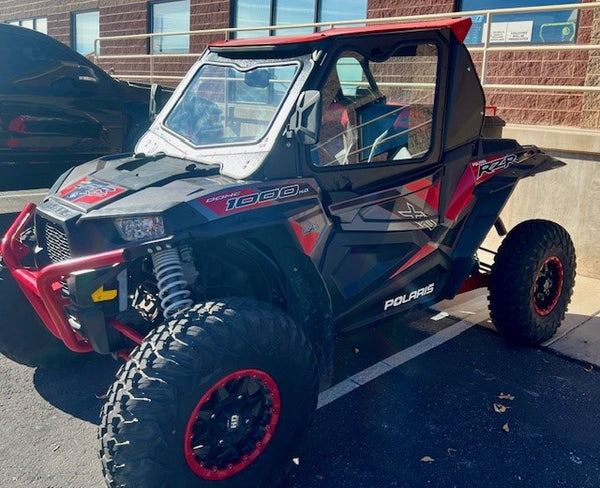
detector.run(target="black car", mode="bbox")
[0,24,168,184]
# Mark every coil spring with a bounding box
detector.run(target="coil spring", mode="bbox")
[151,248,193,319]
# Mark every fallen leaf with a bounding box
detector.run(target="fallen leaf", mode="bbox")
[494,403,510,413]
[420,456,435,463]
[584,364,594,373]
[53,445,60,452]
[498,393,515,401]
[502,422,510,433]
[354,348,360,354]
[292,457,300,466]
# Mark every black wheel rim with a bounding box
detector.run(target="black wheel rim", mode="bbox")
[184,369,281,480]
[532,256,564,317]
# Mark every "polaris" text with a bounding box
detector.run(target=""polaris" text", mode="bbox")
[384,283,435,311]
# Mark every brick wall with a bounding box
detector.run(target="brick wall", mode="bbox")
[582,5,600,128]
[479,2,596,129]
[367,0,455,18]
[0,0,598,128]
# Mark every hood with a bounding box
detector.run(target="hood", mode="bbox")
[45,153,227,216]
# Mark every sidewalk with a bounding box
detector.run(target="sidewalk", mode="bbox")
[544,275,600,367]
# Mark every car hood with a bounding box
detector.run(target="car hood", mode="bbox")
[43,153,232,216]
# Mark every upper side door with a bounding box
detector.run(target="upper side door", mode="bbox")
[0,28,124,168]
[305,36,458,325]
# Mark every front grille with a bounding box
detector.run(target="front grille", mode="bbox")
[43,220,72,263]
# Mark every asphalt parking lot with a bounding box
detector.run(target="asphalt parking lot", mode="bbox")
[1,185,599,487]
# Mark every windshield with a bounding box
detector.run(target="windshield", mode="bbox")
[164,62,298,147]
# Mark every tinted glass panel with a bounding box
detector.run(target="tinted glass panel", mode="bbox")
[165,63,298,146]
[36,18,48,34]
[233,0,270,38]
[312,44,438,166]
[73,10,99,55]
[152,0,190,53]
[319,0,367,24]
[275,0,314,35]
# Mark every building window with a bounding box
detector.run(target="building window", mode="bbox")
[232,0,368,38]
[72,10,100,55]
[458,0,579,44]
[6,17,48,34]
[151,0,190,53]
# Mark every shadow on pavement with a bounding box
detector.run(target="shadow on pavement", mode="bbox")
[33,354,120,424]
[0,263,120,424]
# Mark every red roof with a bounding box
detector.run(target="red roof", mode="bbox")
[211,17,472,49]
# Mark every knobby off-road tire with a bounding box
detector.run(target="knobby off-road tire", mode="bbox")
[488,220,576,345]
[99,297,318,488]
[0,266,80,367]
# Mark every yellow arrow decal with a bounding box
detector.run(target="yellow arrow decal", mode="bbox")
[92,285,118,302]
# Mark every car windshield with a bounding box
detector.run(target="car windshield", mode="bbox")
[164,62,298,147]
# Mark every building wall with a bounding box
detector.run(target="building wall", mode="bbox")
[1,1,598,126]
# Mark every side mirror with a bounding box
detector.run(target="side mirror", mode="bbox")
[77,65,99,84]
[289,90,321,145]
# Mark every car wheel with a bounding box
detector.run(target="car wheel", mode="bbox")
[488,219,576,345]
[99,297,318,487]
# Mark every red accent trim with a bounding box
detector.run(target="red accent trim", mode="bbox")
[456,273,489,295]
[184,369,281,480]
[116,349,132,361]
[290,221,320,256]
[532,256,564,316]
[389,243,436,279]
[445,163,477,221]
[108,319,144,346]
[212,18,472,48]
[2,204,126,353]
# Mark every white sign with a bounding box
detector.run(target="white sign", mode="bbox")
[484,20,534,43]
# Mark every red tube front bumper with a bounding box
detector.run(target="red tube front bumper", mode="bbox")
[1,204,126,353]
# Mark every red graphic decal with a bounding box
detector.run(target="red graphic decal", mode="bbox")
[59,178,126,204]
[389,243,437,279]
[446,153,519,221]
[290,221,321,256]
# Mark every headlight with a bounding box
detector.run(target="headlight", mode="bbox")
[114,216,165,242]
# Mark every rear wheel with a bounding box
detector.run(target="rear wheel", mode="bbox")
[99,297,318,487]
[0,266,80,367]
[488,220,576,345]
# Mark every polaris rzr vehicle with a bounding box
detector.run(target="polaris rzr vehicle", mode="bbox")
[0,18,575,487]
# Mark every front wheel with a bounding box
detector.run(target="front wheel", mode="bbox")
[488,219,576,345]
[99,298,318,487]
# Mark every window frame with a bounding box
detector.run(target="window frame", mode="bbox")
[310,40,443,171]
[5,17,48,34]
[71,9,100,56]
[230,0,368,38]
[455,0,580,45]
[149,0,191,54]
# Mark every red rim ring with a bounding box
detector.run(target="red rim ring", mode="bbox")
[532,256,564,317]
[184,369,281,480]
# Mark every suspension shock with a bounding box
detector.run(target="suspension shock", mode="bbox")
[151,247,193,319]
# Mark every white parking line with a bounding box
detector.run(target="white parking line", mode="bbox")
[0,191,47,199]
[317,307,490,410]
